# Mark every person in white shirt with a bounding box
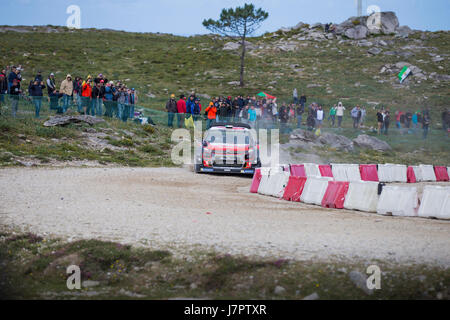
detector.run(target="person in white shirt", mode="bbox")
[316,105,324,128]
[336,101,346,128]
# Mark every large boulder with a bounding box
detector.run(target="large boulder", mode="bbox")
[319,132,354,152]
[345,25,368,39]
[44,115,105,127]
[353,134,392,151]
[289,129,354,152]
[367,11,399,34]
[396,25,413,38]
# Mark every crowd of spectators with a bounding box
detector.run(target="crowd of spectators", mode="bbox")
[0,65,138,121]
[1,66,447,139]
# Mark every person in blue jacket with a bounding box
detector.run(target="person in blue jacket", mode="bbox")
[29,80,46,118]
[185,95,196,118]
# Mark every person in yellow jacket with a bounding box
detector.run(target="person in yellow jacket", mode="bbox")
[60,74,73,112]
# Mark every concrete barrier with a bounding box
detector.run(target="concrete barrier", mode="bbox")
[304,163,321,177]
[378,164,407,183]
[282,176,307,202]
[344,181,380,213]
[418,186,450,220]
[318,165,333,178]
[300,177,333,205]
[269,171,291,198]
[359,164,379,182]
[418,164,436,182]
[322,181,350,209]
[407,166,416,183]
[376,186,419,217]
[434,166,449,182]
[250,168,262,193]
[331,163,361,182]
[290,164,306,178]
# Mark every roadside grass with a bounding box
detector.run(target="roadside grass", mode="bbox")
[0,116,177,167]
[0,229,448,300]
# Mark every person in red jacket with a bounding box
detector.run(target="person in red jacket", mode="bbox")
[81,76,92,115]
[176,95,187,128]
[205,100,217,129]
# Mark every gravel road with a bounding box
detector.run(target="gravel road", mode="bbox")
[1,167,449,266]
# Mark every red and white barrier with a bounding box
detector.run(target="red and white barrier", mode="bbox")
[407,166,416,183]
[378,164,407,183]
[359,164,379,182]
[418,164,436,182]
[269,171,291,198]
[290,164,306,178]
[322,181,350,209]
[434,166,449,182]
[257,168,274,195]
[331,163,361,182]
[318,165,333,178]
[343,181,379,212]
[304,163,321,177]
[376,186,419,217]
[418,186,450,220]
[282,176,307,202]
[250,168,262,193]
[300,177,333,205]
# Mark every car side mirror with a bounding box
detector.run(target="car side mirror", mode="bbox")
[202,141,208,147]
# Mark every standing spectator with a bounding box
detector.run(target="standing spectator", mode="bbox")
[29,80,46,118]
[205,100,217,129]
[60,74,73,113]
[306,112,315,131]
[248,105,257,127]
[81,77,93,115]
[166,94,178,127]
[193,97,201,121]
[441,109,450,132]
[279,103,289,133]
[395,111,402,128]
[336,102,345,128]
[218,101,229,122]
[412,111,419,132]
[73,77,83,113]
[299,93,306,108]
[316,105,324,129]
[351,106,360,129]
[405,111,412,129]
[383,110,390,135]
[9,78,21,117]
[293,88,298,104]
[376,109,384,135]
[91,82,102,117]
[329,105,336,127]
[359,106,366,127]
[0,72,8,113]
[7,66,18,93]
[176,95,187,128]
[422,110,431,139]
[129,88,136,118]
[46,73,56,96]
[103,81,115,117]
[296,103,304,128]
[34,70,43,83]
[186,95,196,119]
[117,86,126,121]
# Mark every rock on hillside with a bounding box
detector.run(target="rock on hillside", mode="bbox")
[353,134,392,151]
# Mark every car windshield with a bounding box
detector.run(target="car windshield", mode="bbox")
[205,129,253,145]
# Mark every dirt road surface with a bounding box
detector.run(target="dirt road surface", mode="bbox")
[1,167,449,266]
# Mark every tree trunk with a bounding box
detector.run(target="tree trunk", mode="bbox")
[239,35,246,87]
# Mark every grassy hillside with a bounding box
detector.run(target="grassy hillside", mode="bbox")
[0,25,449,116]
[0,25,449,166]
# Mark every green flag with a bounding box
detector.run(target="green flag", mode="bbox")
[398,66,411,83]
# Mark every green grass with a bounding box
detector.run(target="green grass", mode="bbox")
[0,116,177,167]
[1,229,449,299]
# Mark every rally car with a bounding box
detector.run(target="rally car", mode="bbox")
[194,123,261,175]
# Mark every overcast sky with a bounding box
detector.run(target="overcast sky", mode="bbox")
[1,0,449,35]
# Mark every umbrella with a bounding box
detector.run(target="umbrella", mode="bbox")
[256,92,276,99]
